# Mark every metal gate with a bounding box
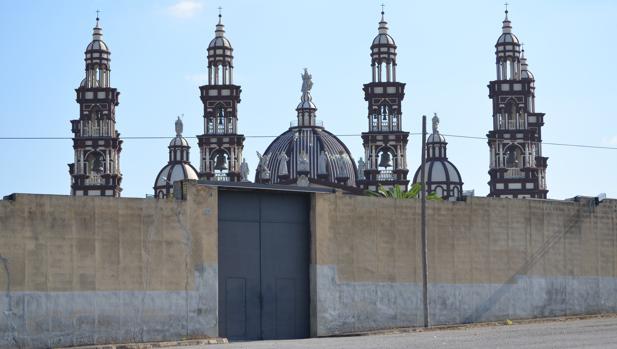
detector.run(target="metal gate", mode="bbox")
[218,190,310,340]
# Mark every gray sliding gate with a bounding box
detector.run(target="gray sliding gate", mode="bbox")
[218,190,310,340]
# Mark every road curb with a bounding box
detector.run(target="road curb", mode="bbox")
[54,338,228,349]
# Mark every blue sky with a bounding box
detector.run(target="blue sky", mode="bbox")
[0,0,615,199]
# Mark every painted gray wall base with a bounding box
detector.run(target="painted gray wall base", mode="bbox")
[314,265,617,336]
[0,265,218,349]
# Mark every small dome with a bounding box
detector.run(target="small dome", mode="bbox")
[80,78,97,87]
[371,13,396,47]
[86,39,109,51]
[372,33,396,46]
[521,69,534,80]
[297,100,317,110]
[209,36,232,48]
[86,19,110,52]
[169,136,190,147]
[153,117,198,198]
[427,133,446,143]
[208,16,232,49]
[497,32,520,45]
[413,114,463,200]
[154,163,198,188]
[413,160,462,184]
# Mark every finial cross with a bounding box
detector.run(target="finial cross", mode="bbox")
[504,2,509,12]
[96,9,101,20]
[218,6,222,16]
[381,3,385,14]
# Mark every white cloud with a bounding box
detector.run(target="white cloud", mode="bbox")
[167,0,204,18]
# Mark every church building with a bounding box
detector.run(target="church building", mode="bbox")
[64,7,552,199]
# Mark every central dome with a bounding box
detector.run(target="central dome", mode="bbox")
[255,69,357,189]
[256,127,357,187]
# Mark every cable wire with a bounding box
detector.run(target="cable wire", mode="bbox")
[0,134,615,150]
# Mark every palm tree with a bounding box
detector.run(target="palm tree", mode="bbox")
[366,183,441,200]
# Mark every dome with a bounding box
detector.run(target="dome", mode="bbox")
[413,160,462,184]
[86,39,109,52]
[255,69,357,189]
[86,19,110,52]
[412,114,463,200]
[153,117,199,198]
[208,16,232,49]
[372,33,395,46]
[154,163,199,187]
[496,10,520,46]
[496,32,519,45]
[209,36,232,49]
[427,133,446,143]
[255,127,357,188]
[169,136,190,147]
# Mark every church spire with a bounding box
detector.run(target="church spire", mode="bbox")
[69,15,122,197]
[360,6,410,191]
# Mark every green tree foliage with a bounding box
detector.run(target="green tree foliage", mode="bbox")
[366,183,442,200]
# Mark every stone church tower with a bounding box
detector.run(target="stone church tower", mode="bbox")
[487,9,548,198]
[359,10,410,191]
[68,17,123,197]
[197,13,245,182]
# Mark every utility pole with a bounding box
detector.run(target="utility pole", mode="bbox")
[420,114,430,328]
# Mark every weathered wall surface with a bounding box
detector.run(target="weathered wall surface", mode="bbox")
[312,193,617,336]
[3,182,617,345]
[0,183,218,349]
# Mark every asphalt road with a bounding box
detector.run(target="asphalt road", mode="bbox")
[194,316,617,349]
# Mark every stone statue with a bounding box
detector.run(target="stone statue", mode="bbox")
[336,152,348,176]
[298,150,310,172]
[432,113,440,134]
[175,116,183,136]
[278,153,289,176]
[256,151,271,179]
[357,157,366,180]
[301,68,313,94]
[240,158,250,182]
[318,151,328,175]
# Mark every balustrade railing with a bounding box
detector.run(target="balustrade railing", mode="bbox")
[213,173,230,182]
[504,168,524,178]
[376,170,395,181]
[85,175,105,185]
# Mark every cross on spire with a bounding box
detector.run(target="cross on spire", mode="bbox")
[381,3,385,14]
[504,2,508,13]
[218,6,222,17]
[96,9,101,20]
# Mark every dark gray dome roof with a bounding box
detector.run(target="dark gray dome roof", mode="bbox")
[413,159,462,184]
[256,127,357,187]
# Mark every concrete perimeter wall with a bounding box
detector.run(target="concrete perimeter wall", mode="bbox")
[312,193,617,335]
[0,184,218,349]
[2,182,617,346]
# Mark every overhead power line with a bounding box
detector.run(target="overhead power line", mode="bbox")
[0,134,616,150]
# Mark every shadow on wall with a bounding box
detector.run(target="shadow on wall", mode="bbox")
[464,205,585,323]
